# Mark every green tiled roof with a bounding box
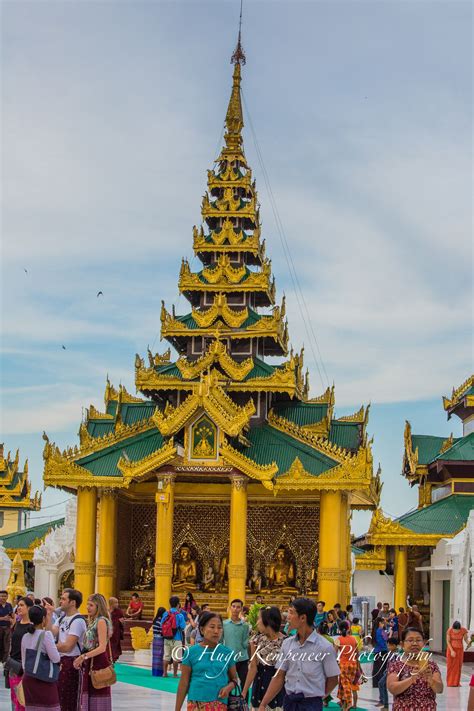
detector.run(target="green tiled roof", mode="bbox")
[1,518,64,550]
[77,429,164,477]
[352,544,365,555]
[156,363,183,378]
[435,433,474,462]
[411,435,452,464]
[243,358,276,380]
[397,495,474,535]
[329,421,360,450]
[274,401,328,427]
[243,424,338,477]
[87,402,156,438]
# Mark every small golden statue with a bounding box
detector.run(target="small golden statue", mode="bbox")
[248,566,262,594]
[7,552,26,603]
[267,547,296,590]
[173,545,197,589]
[136,552,155,590]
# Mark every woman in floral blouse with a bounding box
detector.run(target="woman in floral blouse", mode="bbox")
[242,606,285,711]
[387,627,443,710]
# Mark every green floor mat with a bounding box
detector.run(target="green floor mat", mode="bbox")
[115,663,369,709]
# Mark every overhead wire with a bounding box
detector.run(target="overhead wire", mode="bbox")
[241,90,330,391]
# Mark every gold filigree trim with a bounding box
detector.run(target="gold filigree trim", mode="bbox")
[176,339,254,381]
[178,256,274,299]
[0,446,41,510]
[67,417,156,461]
[117,439,177,480]
[364,508,450,546]
[191,293,248,328]
[338,405,367,423]
[439,433,454,454]
[443,374,474,411]
[220,438,276,488]
[354,546,386,570]
[152,371,255,437]
[267,410,351,463]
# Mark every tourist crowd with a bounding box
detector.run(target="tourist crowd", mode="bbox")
[1,587,471,711]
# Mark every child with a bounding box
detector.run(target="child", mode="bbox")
[378,637,399,710]
[351,616,363,650]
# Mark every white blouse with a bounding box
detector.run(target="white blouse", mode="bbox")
[21,629,60,669]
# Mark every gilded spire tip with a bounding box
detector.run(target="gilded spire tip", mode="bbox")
[231,1,246,65]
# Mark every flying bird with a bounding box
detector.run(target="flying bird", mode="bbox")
[97,291,103,297]
[61,345,66,350]
[24,268,28,274]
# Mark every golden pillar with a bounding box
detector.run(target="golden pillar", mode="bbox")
[318,490,342,607]
[394,546,408,610]
[228,475,248,604]
[154,474,175,611]
[338,494,349,605]
[97,490,118,600]
[75,487,97,610]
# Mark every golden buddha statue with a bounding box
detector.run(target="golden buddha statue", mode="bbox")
[136,552,155,590]
[267,547,296,591]
[173,545,197,589]
[7,552,26,603]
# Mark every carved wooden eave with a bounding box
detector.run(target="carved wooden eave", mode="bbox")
[273,444,374,495]
[361,508,450,547]
[267,410,349,462]
[443,374,474,412]
[354,545,386,570]
[75,417,157,460]
[219,438,276,489]
[42,435,177,491]
[402,420,427,482]
[152,372,255,438]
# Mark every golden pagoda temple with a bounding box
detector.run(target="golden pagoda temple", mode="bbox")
[0,444,41,538]
[356,375,474,618]
[43,39,381,612]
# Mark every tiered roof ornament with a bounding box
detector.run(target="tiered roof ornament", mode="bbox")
[0,444,41,511]
[43,38,377,507]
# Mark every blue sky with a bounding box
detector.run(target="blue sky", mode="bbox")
[1,1,472,535]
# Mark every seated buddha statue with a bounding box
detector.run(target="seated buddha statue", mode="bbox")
[267,547,296,591]
[136,552,155,590]
[172,545,198,590]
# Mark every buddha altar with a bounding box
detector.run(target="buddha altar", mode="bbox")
[136,552,155,590]
[266,547,296,591]
[173,544,198,589]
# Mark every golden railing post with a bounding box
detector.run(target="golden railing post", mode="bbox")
[154,474,175,611]
[74,486,97,611]
[228,475,248,605]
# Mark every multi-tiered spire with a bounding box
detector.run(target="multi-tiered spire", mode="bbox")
[136,51,305,416]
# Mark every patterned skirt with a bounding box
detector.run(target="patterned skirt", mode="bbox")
[187,703,227,711]
[58,656,81,711]
[338,661,358,706]
[152,636,164,677]
[23,675,61,711]
[9,673,25,711]
[77,654,112,711]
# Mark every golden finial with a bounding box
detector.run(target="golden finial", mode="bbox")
[230,0,246,66]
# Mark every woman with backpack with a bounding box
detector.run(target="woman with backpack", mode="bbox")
[21,605,60,711]
[73,593,113,711]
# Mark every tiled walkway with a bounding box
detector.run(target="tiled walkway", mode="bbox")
[0,654,471,710]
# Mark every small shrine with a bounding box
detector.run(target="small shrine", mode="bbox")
[42,36,381,612]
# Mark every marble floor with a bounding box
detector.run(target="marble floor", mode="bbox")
[0,654,471,710]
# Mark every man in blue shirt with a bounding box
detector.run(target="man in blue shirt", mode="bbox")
[161,596,186,677]
[313,600,327,629]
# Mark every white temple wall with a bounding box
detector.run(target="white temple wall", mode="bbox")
[0,540,11,589]
[352,569,394,606]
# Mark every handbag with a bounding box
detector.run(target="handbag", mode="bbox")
[14,680,25,706]
[5,656,22,676]
[90,641,117,689]
[24,631,60,683]
[228,684,249,711]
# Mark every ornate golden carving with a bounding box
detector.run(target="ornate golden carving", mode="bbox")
[117,439,177,480]
[220,438,276,487]
[0,445,41,510]
[154,563,173,577]
[7,553,27,602]
[439,433,454,454]
[443,374,474,411]
[179,256,275,300]
[268,410,350,463]
[88,404,114,420]
[354,546,386,570]
[153,371,255,438]
[96,565,117,577]
[338,405,367,423]
[230,474,248,490]
[317,568,346,582]
[192,294,248,328]
[74,562,96,575]
[365,508,449,546]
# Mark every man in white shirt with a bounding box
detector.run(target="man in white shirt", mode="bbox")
[45,588,87,711]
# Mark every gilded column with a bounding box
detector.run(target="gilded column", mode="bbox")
[318,490,342,607]
[394,546,408,610]
[338,494,350,605]
[154,473,176,611]
[228,475,248,604]
[97,490,118,600]
[74,486,97,610]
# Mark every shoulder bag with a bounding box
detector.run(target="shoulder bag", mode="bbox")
[90,640,117,689]
[227,683,249,711]
[24,631,60,683]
